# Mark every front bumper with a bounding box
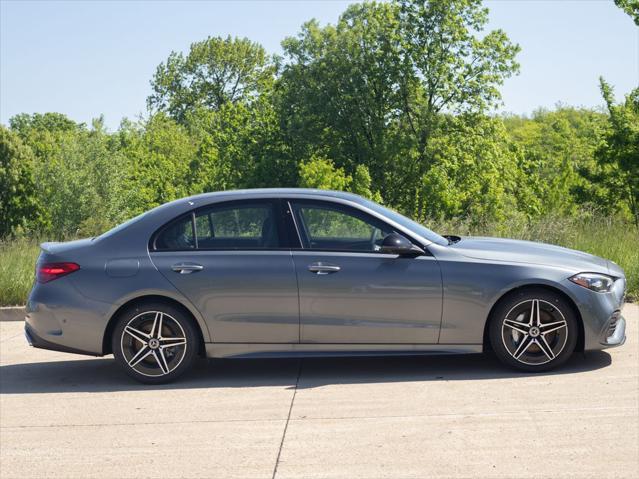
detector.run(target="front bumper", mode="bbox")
[563,276,627,351]
[600,312,626,348]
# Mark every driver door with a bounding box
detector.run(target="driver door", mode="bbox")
[288,199,442,344]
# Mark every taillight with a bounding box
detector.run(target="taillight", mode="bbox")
[37,262,80,283]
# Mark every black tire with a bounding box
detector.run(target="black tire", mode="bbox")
[112,301,198,384]
[489,288,578,372]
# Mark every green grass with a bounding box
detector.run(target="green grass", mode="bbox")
[0,215,636,306]
[0,239,40,306]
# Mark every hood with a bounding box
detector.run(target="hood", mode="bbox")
[449,236,611,274]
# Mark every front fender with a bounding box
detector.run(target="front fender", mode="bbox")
[436,256,576,344]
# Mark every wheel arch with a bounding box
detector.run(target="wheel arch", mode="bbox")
[102,295,206,356]
[482,283,585,353]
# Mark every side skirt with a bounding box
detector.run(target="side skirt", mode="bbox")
[205,343,483,359]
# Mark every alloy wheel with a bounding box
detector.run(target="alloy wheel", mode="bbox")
[120,311,188,377]
[501,299,569,366]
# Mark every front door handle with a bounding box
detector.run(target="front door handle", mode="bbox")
[171,262,204,274]
[308,263,341,275]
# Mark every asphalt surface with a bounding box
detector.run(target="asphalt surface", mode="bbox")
[1,305,637,479]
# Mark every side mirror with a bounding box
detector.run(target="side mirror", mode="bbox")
[380,233,424,256]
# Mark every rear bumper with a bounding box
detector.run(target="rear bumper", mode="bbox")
[24,323,100,356]
[26,276,110,356]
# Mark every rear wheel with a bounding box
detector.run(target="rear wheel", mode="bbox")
[489,288,578,372]
[112,302,198,384]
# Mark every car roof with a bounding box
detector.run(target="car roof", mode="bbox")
[188,188,364,202]
[150,188,368,215]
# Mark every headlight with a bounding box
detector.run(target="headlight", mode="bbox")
[569,273,615,293]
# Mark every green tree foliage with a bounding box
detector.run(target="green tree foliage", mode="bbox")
[0,126,43,237]
[298,156,382,202]
[1,0,636,240]
[278,0,519,217]
[420,115,533,226]
[614,0,639,25]
[9,114,123,237]
[596,79,639,226]
[503,107,608,216]
[298,156,352,191]
[149,35,295,192]
[186,94,296,194]
[148,36,276,122]
[113,114,196,218]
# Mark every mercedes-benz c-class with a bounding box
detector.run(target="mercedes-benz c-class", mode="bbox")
[25,189,627,383]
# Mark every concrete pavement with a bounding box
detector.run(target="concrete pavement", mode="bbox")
[1,305,637,478]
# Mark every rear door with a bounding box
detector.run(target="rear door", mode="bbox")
[150,199,299,343]
[288,199,442,344]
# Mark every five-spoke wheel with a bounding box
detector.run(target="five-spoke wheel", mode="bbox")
[490,289,578,372]
[112,302,198,383]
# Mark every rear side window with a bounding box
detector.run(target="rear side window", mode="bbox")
[196,203,279,249]
[153,201,281,251]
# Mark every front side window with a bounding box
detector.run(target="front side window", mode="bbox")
[291,201,394,252]
[153,201,280,251]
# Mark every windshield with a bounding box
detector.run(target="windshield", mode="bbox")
[360,199,449,246]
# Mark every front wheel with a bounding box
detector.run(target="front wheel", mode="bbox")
[489,289,578,372]
[112,302,198,384]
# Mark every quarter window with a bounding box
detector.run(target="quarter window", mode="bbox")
[154,215,195,251]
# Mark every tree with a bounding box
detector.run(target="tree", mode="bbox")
[418,114,534,226]
[298,155,382,201]
[614,0,639,25]
[397,0,520,121]
[595,79,639,226]
[186,90,297,194]
[351,164,383,202]
[298,156,352,191]
[503,107,608,216]
[280,2,404,184]
[113,114,196,219]
[9,113,124,237]
[279,0,520,216]
[0,126,43,237]
[148,36,276,122]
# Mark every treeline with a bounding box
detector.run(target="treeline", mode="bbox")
[1,0,637,239]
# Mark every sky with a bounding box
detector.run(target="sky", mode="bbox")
[1,0,637,130]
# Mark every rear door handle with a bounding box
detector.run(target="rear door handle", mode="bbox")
[308,263,341,275]
[171,262,204,274]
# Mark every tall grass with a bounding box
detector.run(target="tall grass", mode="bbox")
[0,214,636,306]
[0,240,40,306]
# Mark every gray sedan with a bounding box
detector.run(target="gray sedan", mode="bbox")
[25,189,627,383]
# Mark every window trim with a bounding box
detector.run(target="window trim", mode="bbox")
[149,199,291,252]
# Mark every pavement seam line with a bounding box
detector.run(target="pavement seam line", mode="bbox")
[271,358,303,479]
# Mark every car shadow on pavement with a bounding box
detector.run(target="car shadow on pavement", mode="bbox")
[0,350,612,394]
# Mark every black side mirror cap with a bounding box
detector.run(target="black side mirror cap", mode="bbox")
[380,233,424,256]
